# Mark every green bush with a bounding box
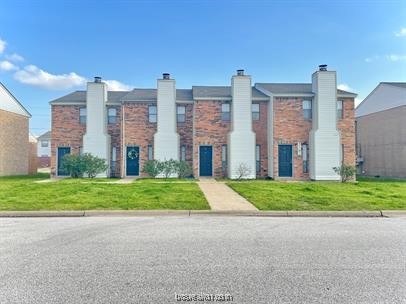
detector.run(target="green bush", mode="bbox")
[161,159,178,178]
[142,160,163,178]
[175,161,193,178]
[333,165,356,182]
[61,153,108,178]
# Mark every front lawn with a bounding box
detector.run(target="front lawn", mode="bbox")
[0,174,209,211]
[227,177,406,211]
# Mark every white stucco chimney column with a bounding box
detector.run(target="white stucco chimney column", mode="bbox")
[228,69,256,179]
[309,65,340,180]
[83,77,110,177]
[154,73,179,165]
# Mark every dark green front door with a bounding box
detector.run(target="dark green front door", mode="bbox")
[57,147,71,176]
[278,145,292,177]
[199,146,212,176]
[126,146,139,176]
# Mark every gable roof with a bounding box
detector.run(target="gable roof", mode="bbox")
[0,82,31,117]
[192,86,269,100]
[121,89,193,102]
[38,131,51,140]
[255,83,357,97]
[49,91,128,104]
[356,82,406,117]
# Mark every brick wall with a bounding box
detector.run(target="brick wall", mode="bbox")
[0,109,29,176]
[123,103,157,177]
[253,101,268,177]
[193,100,231,177]
[338,98,356,167]
[177,103,194,169]
[107,105,122,177]
[51,105,85,176]
[273,97,312,179]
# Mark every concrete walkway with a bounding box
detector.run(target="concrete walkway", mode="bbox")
[198,178,258,211]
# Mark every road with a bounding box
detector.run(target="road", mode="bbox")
[0,216,405,304]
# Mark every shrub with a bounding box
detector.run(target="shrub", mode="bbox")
[333,165,356,182]
[175,161,192,178]
[61,154,86,178]
[81,153,108,178]
[161,159,178,178]
[142,160,163,178]
[60,153,108,178]
[236,163,251,180]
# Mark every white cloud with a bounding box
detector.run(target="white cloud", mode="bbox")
[0,60,18,71]
[365,55,380,63]
[104,79,132,91]
[0,38,6,54]
[338,83,353,92]
[386,54,406,61]
[395,28,406,37]
[14,65,87,90]
[355,98,362,107]
[5,53,24,62]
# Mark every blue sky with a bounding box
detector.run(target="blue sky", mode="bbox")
[0,0,405,135]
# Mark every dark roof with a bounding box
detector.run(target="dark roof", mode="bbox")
[381,82,406,89]
[121,89,193,102]
[192,86,269,99]
[50,91,129,104]
[38,131,51,140]
[255,83,357,96]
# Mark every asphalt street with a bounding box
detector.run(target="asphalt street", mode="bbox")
[0,216,405,304]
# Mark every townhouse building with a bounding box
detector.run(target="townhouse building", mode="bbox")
[50,65,356,180]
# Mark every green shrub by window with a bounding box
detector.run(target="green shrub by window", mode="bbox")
[333,165,356,182]
[142,159,192,178]
[142,160,163,178]
[61,153,108,178]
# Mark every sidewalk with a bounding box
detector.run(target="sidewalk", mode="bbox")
[197,178,258,211]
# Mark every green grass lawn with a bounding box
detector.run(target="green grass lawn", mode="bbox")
[227,177,406,211]
[0,174,209,211]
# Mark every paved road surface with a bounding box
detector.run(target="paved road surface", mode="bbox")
[0,216,405,303]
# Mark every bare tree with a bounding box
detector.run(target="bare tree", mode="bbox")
[236,163,251,180]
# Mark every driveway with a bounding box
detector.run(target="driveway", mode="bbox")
[0,217,405,303]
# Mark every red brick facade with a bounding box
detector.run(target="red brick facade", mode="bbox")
[51,98,355,180]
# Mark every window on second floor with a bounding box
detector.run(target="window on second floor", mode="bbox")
[337,100,343,120]
[41,140,49,148]
[79,107,86,124]
[177,106,186,123]
[221,103,230,121]
[108,108,117,124]
[148,105,157,123]
[302,100,312,120]
[252,103,260,121]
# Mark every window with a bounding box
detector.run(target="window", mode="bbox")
[256,145,261,173]
[302,100,312,120]
[148,145,153,160]
[221,145,227,172]
[41,140,48,148]
[302,144,308,173]
[340,144,344,164]
[180,145,186,161]
[221,103,230,121]
[111,147,117,176]
[148,105,157,123]
[337,100,343,120]
[177,105,186,123]
[252,103,260,121]
[108,108,117,124]
[79,147,83,155]
[79,107,86,124]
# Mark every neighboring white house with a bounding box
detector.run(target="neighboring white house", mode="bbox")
[37,131,51,168]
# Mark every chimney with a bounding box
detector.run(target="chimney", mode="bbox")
[83,76,110,177]
[153,73,180,170]
[309,65,340,180]
[228,69,256,179]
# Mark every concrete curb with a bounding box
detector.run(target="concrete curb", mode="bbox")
[1,210,405,218]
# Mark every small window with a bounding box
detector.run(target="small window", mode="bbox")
[177,106,186,123]
[148,145,153,160]
[302,144,308,173]
[252,103,260,121]
[337,100,343,120]
[149,105,157,123]
[41,140,48,147]
[340,144,344,164]
[111,147,117,176]
[79,107,86,124]
[256,145,261,173]
[221,145,227,172]
[79,147,83,155]
[108,108,117,124]
[221,103,230,121]
[180,145,186,161]
[303,100,312,120]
